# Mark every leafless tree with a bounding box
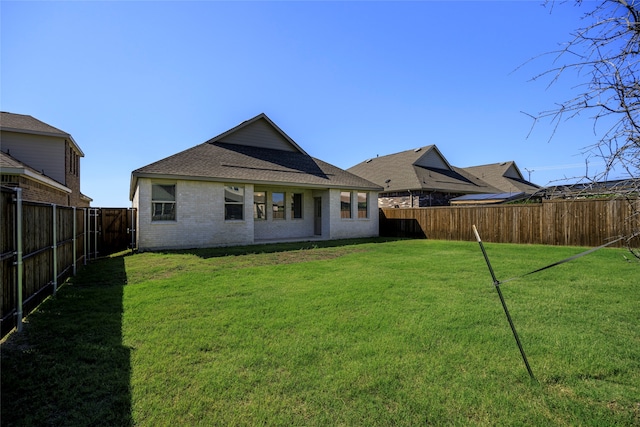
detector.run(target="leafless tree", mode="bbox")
[527,0,640,253]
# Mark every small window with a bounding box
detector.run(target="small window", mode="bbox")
[341,191,352,219]
[254,191,266,220]
[358,192,368,218]
[152,184,176,221]
[225,186,244,220]
[291,193,303,219]
[272,192,285,220]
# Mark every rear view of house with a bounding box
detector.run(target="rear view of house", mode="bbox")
[130,114,382,250]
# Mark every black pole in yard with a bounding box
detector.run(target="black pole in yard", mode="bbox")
[472,225,536,381]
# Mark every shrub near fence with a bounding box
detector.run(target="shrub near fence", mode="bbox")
[380,198,640,247]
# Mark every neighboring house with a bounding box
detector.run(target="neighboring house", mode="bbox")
[130,113,382,250]
[347,145,539,207]
[533,178,639,199]
[0,112,91,207]
[449,162,541,205]
[462,161,540,195]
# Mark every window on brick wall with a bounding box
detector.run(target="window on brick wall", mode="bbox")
[341,191,352,219]
[225,185,244,220]
[152,184,176,221]
[357,192,368,218]
[254,191,266,220]
[291,193,303,219]
[272,192,285,220]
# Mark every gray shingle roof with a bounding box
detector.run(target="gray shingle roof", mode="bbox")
[348,146,500,194]
[0,112,69,137]
[348,146,541,195]
[461,162,540,193]
[131,137,382,198]
[0,112,84,156]
[0,150,71,191]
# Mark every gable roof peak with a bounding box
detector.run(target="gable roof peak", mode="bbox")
[205,113,309,156]
[413,145,452,170]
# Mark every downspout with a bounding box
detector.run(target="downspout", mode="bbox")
[15,188,23,333]
[129,208,135,250]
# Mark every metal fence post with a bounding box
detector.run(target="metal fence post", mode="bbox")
[84,208,88,263]
[15,188,23,333]
[52,204,57,295]
[72,206,77,276]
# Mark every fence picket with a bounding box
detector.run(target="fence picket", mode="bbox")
[380,198,639,248]
[1,187,136,338]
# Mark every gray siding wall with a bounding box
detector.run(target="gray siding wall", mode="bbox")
[504,164,521,179]
[220,120,297,152]
[414,149,449,170]
[1,131,66,184]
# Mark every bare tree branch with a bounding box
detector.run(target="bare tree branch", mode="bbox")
[525,1,640,246]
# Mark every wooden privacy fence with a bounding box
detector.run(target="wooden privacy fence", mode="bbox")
[380,198,640,247]
[1,187,136,338]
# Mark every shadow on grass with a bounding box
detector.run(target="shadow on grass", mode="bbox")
[161,236,409,259]
[0,255,132,426]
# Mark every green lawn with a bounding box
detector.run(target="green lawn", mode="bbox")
[2,238,639,426]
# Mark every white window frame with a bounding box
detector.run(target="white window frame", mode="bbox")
[151,183,176,221]
[224,185,244,220]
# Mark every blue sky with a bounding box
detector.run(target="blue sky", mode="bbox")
[1,1,620,207]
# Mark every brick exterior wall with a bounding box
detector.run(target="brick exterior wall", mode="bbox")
[1,175,69,205]
[64,141,83,207]
[378,190,463,208]
[136,179,254,250]
[327,188,379,240]
[134,178,380,250]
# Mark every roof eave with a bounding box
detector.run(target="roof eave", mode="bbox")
[130,171,382,200]
[1,166,72,193]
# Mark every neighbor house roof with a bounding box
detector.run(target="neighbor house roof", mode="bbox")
[449,191,527,205]
[461,161,539,194]
[0,150,72,193]
[347,145,500,194]
[0,112,84,156]
[130,114,382,199]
